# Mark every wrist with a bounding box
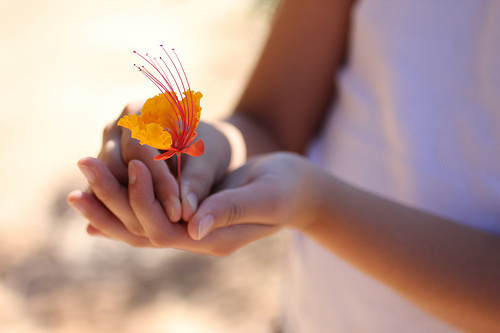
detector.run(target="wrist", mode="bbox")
[211,120,247,171]
[293,160,337,235]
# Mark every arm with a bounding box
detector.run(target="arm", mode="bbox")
[181,0,353,217]
[68,0,354,242]
[305,162,500,332]
[189,152,500,332]
[225,0,353,155]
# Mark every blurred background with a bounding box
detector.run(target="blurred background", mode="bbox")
[0,0,288,332]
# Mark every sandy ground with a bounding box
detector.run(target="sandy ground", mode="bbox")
[0,1,287,332]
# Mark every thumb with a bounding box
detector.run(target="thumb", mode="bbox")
[179,121,233,221]
[179,156,218,222]
[187,180,280,241]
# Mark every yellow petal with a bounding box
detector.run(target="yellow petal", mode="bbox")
[182,90,203,128]
[131,123,173,150]
[141,93,179,133]
[117,114,142,131]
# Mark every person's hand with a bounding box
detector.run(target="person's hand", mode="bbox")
[93,101,182,223]
[97,102,234,220]
[68,102,235,241]
[185,152,328,245]
[67,156,282,255]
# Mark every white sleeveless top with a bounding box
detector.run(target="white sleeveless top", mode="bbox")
[284,1,500,332]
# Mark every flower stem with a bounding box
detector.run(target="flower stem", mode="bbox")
[176,152,182,196]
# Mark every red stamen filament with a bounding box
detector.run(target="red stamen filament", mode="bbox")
[176,152,182,195]
[133,47,196,147]
[171,48,195,133]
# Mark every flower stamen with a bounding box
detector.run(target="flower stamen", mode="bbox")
[118,46,205,194]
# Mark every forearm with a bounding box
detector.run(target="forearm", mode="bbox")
[224,113,281,157]
[303,169,500,331]
[226,0,353,154]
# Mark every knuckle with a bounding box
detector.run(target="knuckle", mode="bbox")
[94,188,112,203]
[149,233,172,248]
[126,225,146,237]
[102,122,116,140]
[210,246,235,257]
[225,198,245,226]
[99,141,123,168]
[128,238,150,248]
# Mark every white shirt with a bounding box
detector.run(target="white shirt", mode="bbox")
[284,1,500,331]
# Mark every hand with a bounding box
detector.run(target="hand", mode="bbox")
[186,152,326,243]
[68,102,234,241]
[67,156,279,256]
[70,101,181,240]
[93,101,182,222]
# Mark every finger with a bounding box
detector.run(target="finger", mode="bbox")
[127,159,199,247]
[127,160,267,253]
[179,155,218,222]
[187,179,282,240]
[98,101,146,184]
[179,122,232,221]
[98,132,127,184]
[69,189,277,254]
[72,169,278,254]
[121,133,181,222]
[67,190,154,247]
[77,156,146,237]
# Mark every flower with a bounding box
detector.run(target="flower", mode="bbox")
[118,46,204,162]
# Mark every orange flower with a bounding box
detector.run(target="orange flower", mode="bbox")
[118,46,204,162]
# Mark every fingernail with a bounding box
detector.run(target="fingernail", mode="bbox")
[197,215,214,240]
[128,162,137,185]
[68,201,87,217]
[78,164,96,183]
[165,196,181,222]
[186,193,198,214]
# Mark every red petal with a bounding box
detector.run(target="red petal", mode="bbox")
[182,140,204,157]
[154,150,177,161]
